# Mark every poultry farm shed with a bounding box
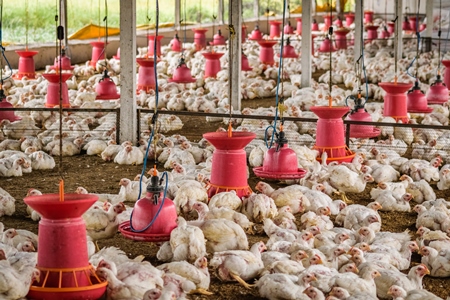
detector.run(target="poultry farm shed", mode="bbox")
[2,0,450,299]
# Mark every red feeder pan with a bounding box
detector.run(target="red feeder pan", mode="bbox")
[0,99,21,122]
[387,22,396,35]
[346,108,381,138]
[193,28,208,51]
[269,20,282,39]
[89,41,106,68]
[258,39,277,65]
[14,50,38,80]
[284,21,294,34]
[318,36,336,53]
[211,29,226,45]
[169,57,196,83]
[171,33,182,52]
[310,105,355,164]
[113,47,120,60]
[427,76,448,104]
[379,81,413,123]
[50,49,74,71]
[278,37,298,58]
[295,18,302,35]
[334,28,350,50]
[95,70,120,100]
[148,35,164,57]
[24,193,107,300]
[203,51,224,78]
[345,13,355,27]
[137,58,156,93]
[312,19,319,31]
[249,25,263,41]
[442,60,450,90]
[242,52,253,71]
[203,131,255,198]
[120,175,177,242]
[253,131,307,180]
[407,82,433,113]
[364,11,374,23]
[43,73,72,108]
[366,25,379,41]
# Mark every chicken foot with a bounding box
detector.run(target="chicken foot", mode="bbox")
[230,272,255,289]
[188,288,214,295]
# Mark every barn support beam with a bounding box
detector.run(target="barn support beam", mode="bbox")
[301,0,312,88]
[229,0,242,111]
[354,0,363,62]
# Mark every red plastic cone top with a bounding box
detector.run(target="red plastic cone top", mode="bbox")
[379,81,413,123]
[364,11,374,23]
[278,37,298,58]
[193,28,208,51]
[113,47,120,60]
[242,52,253,71]
[427,75,449,104]
[50,48,74,71]
[137,57,156,93]
[284,21,294,34]
[296,18,302,35]
[211,29,226,45]
[387,21,396,35]
[442,60,450,90]
[402,16,412,31]
[23,193,107,300]
[90,41,106,68]
[43,73,72,108]
[14,50,38,79]
[242,25,247,43]
[318,35,336,53]
[269,20,282,39]
[203,131,255,198]
[345,93,380,138]
[311,105,355,163]
[249,25,263,40]
[120,175,177,242]
[0,90,21,122]
[95,70,120,100]
[312,19,319,31]
[323,14,333,30]
[148,35,164,57]
[345,13,355,27]
[366,24,379,41]
[169,57,196,83]
[407,81,433,113]
[253,131,307,180]
[334,17,343,28]
[334,27,350,50]
[171,33,182,52]
[258,39,278,65]
[203,51,224,78]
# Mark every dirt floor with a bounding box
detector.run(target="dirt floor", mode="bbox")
[1,97,450,299]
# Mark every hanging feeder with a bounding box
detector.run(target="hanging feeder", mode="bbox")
[379,26,390,38]
[365,24,379,41]
[169,57,196,83]
[95,69,120,100]
[13,50,38,80]
[0,89,21,122]
[148,35,164,57]
[323,14,333,31]
[269,20,282,39]
[387,21,396,35]
[202,51,224,78]
[241,25,247,43]
[258,39,278,65]
[249,24,264,40]
[409,16,420,31]
[407,81,433,113]
[136,57,157,93]
[241,52,253,71]
[50,48,74,71]
[364,10,374,23]
[210,29,226,45]
[193,28,208,51]
[43,73,72,108]
[283,21,294,34]
[311,19,319,31]
[120,174,177,242]
[295,18,302,35]
[442,60,450,90]
[379,82,412,123]
[277,37,298,58]
[24,193,107,299]
[170,33,182,52]
[334,16,343,28]
[402,16,412,31]
[334,27,350,49]
[427,75,448,104]
[113,47,120,60]
[89,41,106,68]
[345,91,381,138]
[318,35,336,53]
[345,13,355,27]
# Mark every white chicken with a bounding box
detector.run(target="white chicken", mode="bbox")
[335,202,382,228]
[241,193,278,224]
[114,145,144,165]
[400,174,436,204]
[387,285,443,300]
[437,164,450,190]
[374,191,414,212]
[256,273,315,300]
[0,264,40,299]
[168,216,206,263]
[207,190,242,211]
[28,151,56,170]
[118,178,145,202]
[326,164,375,202]
[254,181,309,213]
[414,205,450,232]
[0,188,15,217]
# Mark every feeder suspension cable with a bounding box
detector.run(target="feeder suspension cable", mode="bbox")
[437,0,442,73]
[328,0,333,99]
[393,0,399,82]
[405,0,421,80]
[56,0,64,179]
[227,0,235,136]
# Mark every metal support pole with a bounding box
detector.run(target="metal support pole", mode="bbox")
[218,0,224,24]
[60,0,68,51]
[354,0,363,63]
[396,0,404,59]
[175,0,181,30]
[119,0,137,144]
[229,0,242,111]
[301,0,312,88]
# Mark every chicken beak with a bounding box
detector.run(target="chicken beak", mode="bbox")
[310,274,317,281]
[355,267,360,273]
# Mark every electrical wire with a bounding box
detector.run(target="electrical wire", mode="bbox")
[406,0,421,80]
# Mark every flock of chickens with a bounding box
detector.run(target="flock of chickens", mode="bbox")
[1,13,450,300]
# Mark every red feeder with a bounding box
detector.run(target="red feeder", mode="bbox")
[24,193,107,299]
[312,19,319,31]
[211,29,226,45]
[402,16,412,31]
[278,37,298,58]
[203,131,255,198]
[0,90,21,122]
[50,48,74,71]
[345,13,355,27]
[169,57,196,83]
[242,25,247,43]
[43,73,71,108]
[295,18,302,35]
[253,131,307,180]
[334,17,343,28]
[379,81,413,123]
[323,14,333,30]
[427,75,448,104]
[202,51,224,78]
[409,16,420,31]
[407,82,433,113]
[379,27,390,39]
[364,11,374,23]
[345,94,380,138]
[442,60,450,89]
[334,27,350,50]
[258,39,277,65]
[310,105,355,164]
[89,41,106,68]
[113,47,120,60]
[284,21,294,34]
[95,70,120,100]
[242,52,253,71]
[171,33,182,52]
[387,22,396,35]
[193,28,208,51]
[120,175,177,242]
[137,57,156,93]
[14,50,38,80]
[269,20,282,39]
[148,35,164,57]
[249,25,263,40]
[366,25,379,41]
[419,23,426,31]
[318,35,336,53]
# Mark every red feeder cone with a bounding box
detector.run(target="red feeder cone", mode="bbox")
[148,35,164,57]
[50,48,74,71]
[0,90,21,122]
[43,73,72,108]
[269,20,282,39]
[379,26,390,39]
[137,57,156,93]
[193,28,208,51]
[89,41,106,68]
[171,33,182,52]
[318,35,336,53]
[203,131,255,198]
[203,51,224,78]
[249,25,263,40]
[278,37,298,58]
[311,105,355,164]
[345,94,380,138]
[211,29,226,45]
[24,193,107,299]
[409,16,420,31]
[379,81,413,123]
[258,39,277,65]
[364,11,374,23]
[323,14,333,30]
[242,52,253,71]
[120,175,177,242]
[169,57,196,83]
[14,50,38,80]
[95,70,120,100]
[442,60,450,90]
[407,81,433,113]
[345,13,355,27]
[295,18,302,35]
[284,21,294,34]
[387,22,396,35]
[427,75,448,104]
[312,19,319,31]
[334,27,350,50]
[402,16,412,31]
[113,47,120,60]
[366,25,379,41]
[334,17,343,28]
[253,131,307,180]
